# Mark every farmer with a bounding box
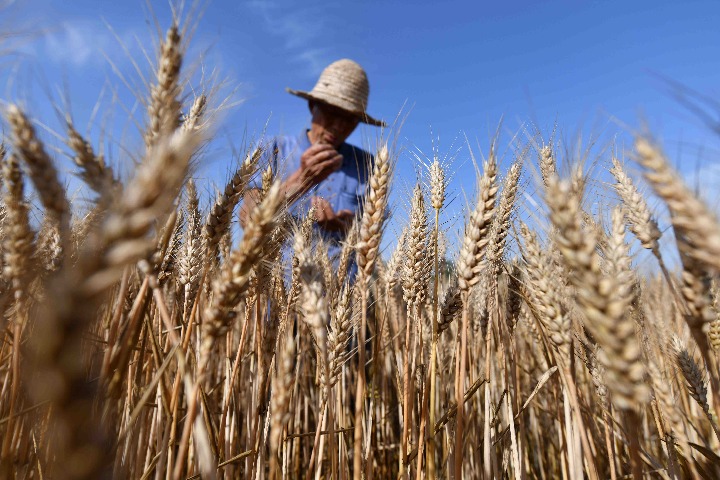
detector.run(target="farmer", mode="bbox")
[240,59,385,268]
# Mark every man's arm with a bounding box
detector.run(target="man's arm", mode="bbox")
[239,143,343,229]
[239,186,352,234]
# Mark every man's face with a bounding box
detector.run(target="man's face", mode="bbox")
[309,102,360,148]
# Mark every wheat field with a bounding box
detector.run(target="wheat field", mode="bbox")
[0,18,719,480]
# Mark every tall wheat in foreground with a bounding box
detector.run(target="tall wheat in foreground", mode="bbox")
[1,17,720,480]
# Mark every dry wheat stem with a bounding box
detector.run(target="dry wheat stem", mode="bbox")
[454,151,497,480]
[427,156,446,480]
[354,142,390,480]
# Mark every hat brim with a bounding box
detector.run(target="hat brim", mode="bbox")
[287,88,387,127]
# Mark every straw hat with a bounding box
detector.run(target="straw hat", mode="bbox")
[287,59,386,127]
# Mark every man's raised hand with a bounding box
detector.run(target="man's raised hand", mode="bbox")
[299,144,342,190]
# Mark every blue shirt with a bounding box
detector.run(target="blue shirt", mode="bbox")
[250,130,374,275]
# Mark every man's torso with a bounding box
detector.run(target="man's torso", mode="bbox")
[262,130,373,242]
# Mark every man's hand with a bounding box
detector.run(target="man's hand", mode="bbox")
[276,143,343,207]
[299,144,343,191]
[311,196,354,234]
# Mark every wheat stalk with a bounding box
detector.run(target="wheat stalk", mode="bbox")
[427,156,446,480]
[353,142,391,480]
[455,149,497,480]
[25,127,201,480]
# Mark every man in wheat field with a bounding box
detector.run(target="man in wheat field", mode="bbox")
[240,59,385,274]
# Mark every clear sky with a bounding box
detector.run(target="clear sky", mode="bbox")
[2,0,719,261]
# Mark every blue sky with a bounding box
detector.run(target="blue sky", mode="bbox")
[1,0,719,262]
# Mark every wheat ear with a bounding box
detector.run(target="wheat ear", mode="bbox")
[400,184,430,476]
[647,360,685,445]
[402,184,430,309]
[353,142,391,480]
[548,180,648,410]
[327,281,355,388]
[539,144,556,186]
[66,119,117,200]
[205,146,261,261]
[356,143,390,284]
[145,24,183,148]
[635,137,720,273]
[457,154,498,292]
[519,223,570,359]
[485,160,521,276]
[610,157,661,255]
[2,153,35,304]
[671,337,720,443]
[26,127,201,480]
[7,106,70,236]
[383,225,407,290]
[548,179,645,478]
[438,277,461,334]
[709,279,720,351]
[183,94,207,132]
[157,209,185,286]
[203,181,282,338]
[36,216,63,273]
[178,180,204,317]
